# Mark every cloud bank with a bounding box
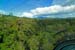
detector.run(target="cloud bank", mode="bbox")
[21,5,75,18]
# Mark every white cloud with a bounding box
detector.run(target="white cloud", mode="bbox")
[21,12,34,18]
[52,0,75,5]
[21,5,75,18]
[0,10,6,14]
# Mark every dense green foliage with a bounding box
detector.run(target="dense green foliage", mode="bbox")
[0,15,75,50]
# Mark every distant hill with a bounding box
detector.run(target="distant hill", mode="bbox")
[0,15,75,50]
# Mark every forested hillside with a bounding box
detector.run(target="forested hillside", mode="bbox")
[0,15,75,50]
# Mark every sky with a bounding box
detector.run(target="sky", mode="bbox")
[0,0,52,14]
[0,0,75,18]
